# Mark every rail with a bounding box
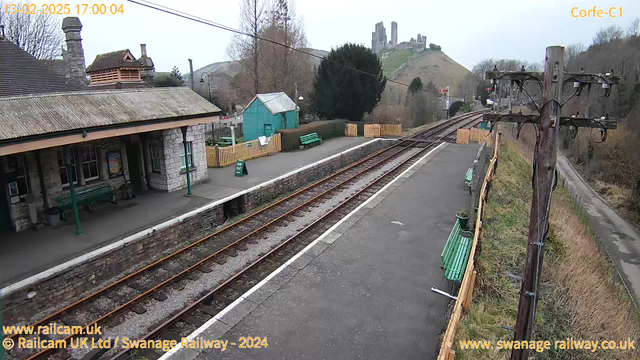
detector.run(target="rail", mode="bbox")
[3,111,485,360]
[108,113,487,360]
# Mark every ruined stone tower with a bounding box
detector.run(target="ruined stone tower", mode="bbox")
[371,22,388,54]
[61,17,87,85]
[391,22,398,47]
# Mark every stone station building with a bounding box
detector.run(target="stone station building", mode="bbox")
[0,88,220,233]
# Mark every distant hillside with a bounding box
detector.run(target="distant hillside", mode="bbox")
[380,49,473,104]
[185,48,328,88]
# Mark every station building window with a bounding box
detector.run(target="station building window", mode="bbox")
[57,149,77,187]
[150,144,162,173]
[5,155,30,200]
[80,145,100,181]
[179,142,193,170]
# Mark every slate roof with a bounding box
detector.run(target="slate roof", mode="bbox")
[245,92,297,115]
[86,50,144,72]
[0,37,85,97]
[0,87,221,142]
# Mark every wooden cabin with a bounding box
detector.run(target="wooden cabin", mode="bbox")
[86,50,147,89]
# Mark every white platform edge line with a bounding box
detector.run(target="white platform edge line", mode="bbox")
[157,141,447,359]
[1,139,387,297]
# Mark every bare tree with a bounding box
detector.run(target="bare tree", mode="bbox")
[472,59,494,79]
[565,43,585,69]
[525,61,543,72]
[628,18,640,37]
[593,25,624,45]
[226,0,267,100]
[0,0,63,59]
[259,0,312,98]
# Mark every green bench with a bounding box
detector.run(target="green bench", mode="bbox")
[441,219,472,283]
[56,183,117,220]
[464,167,473,186]
[464,167,473,194]
[300,132,322,147]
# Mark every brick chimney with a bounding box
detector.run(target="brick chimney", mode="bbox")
[139,43,155,86]
[61,17,87,85]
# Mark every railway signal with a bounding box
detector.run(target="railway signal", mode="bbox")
[483,46,619,360]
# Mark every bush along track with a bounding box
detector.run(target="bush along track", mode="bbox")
[453,141,640,360]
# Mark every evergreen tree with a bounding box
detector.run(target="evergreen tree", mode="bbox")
[313,43,386,121]
[170,66,183,83]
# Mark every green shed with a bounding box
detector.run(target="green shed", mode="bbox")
[242,92,299,141]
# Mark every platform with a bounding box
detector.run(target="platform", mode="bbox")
[0,137,372,287]
[166,143,481,360]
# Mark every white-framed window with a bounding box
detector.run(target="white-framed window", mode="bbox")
[150,144,162,173]
[6,155,30,198]
[57,149,77,187]
[179,142,193,170]
[80,145,100,181]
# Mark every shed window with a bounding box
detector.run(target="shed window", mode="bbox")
[57,150,77,187]
[80,145,100,181]
[179,142,193,170]
[150,145,162,173]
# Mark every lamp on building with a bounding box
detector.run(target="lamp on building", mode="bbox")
[199,72,212,103]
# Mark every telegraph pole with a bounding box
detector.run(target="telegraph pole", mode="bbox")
[510,46,564,360]
[483,46,619,360]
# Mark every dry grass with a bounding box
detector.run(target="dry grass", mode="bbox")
[454,134,639,360]
[550,190,639,355]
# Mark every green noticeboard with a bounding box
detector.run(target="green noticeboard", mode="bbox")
[235,160,248,177]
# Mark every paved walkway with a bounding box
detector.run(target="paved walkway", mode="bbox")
[168,143,481,360]
[0,137,371,287]
[557,155,640,306]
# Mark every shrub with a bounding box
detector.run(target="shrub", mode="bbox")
[277,120,346,151]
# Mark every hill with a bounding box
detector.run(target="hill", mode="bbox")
[185,48,328,89]
[380,48,473,104]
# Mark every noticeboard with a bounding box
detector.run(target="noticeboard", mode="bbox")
[235,160,248,177]
[107,150,124,178]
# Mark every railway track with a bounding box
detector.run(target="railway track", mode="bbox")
[3,111,485,360]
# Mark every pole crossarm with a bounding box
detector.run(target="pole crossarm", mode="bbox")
[482,113,618,129]
[564,72,621,86]
[486,70,620,86]
[486,71,544,82]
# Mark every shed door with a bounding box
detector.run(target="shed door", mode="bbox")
[264,124,273,137]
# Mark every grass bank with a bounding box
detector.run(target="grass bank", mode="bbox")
[453,138,639,360]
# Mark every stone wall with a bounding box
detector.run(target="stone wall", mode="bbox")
[8,138,130,231]
[163,125,208,192]
[244,139,392,211]
[1,139,393,322]
[2,203,224,323]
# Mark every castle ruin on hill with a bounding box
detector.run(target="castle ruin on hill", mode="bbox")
[371,21,426,54]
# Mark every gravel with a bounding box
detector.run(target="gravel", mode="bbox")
[69,147,421,359]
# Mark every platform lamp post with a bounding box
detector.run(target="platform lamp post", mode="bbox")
[200,72,211,103]
[64,146,82,235]
[180,126,192,197]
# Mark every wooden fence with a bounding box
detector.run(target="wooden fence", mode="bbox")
[457,128,490,144]
[437,133,499,360]
[206,133,281,168]
[364,124,402,138]
[345,123,358,137]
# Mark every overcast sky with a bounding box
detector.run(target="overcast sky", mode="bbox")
[38,0,640,72]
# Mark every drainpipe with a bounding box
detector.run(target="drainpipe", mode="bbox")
[64,146,82,235]
[180,126,192,196]
[35,150,49,211]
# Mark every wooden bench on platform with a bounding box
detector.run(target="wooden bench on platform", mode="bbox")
[441,219,472,286]
[56,183,117,220]
[300,132,322,148]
